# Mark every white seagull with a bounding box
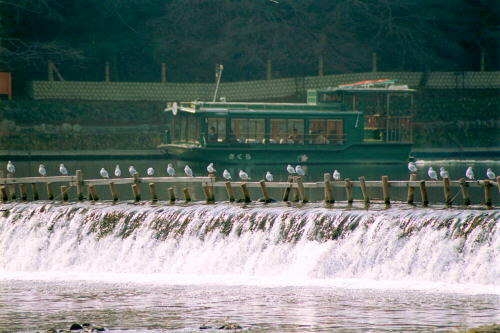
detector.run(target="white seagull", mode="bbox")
[439,167,449,179]
[100,168,109,178]
[427,167,438,180]
[265,171,273,182]
[184,165,193,177]
[286,164,295,175]
[295,165,305,176]
[114,165,121,177]
[207,163,216,174]
[239,170,250,180]
[223,169,232,180]
[129,166,138,176]
[466,167,474,180]
[167,163,176,176]
[38,164,47,176]
[6,161,15,174]
[408,162,418,173]
[332,170,341,180]
[59,163,68,175]
[486,168,495,180]
[147,167,154,176]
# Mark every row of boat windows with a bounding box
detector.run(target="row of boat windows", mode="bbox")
[171,117,344,145]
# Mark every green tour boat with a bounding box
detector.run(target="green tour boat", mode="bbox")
[158,79,415,164]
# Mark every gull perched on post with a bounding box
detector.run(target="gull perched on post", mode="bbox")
[114,165,121,177]
[408,162,418,174]
[332,170,341,180]
[207,163,216,174]
[239,170,250,180]
[100,168,109,178]
[59,163,68,175]
[486,168,495,180]
[427,167,438,180]
[6,161,15,174]
[466,167,474,180]
[184,165,193,177]
[38,164,46,176]
[295,165,305,176]
[286,164,295,175]
[223,169,231,180]
[265,171,273,182]
[147,167,154,176]
[129,166,138,176]
[167,163,176,176]
[439,167,449,179]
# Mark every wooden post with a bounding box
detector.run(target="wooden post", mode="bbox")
[292,176,300,202]
[31,183,39,201]
[88,185,98,201]
[46,182,54,200]
[131,184,141,202]
[225,181,235,202]
[168,187,176,203]
[0,186,7,202]
[105,61,110,81]
[459,178,470,206]
[203,183,212,203]
[266,58,272,80]
[324,173,334,204]
[283,176,293,202]
[149,183,158,203]
[382,176,390,205]
[483,181,492,208]
[109,182,118,202]
[19,184,27,201]
[296,177,308,203]
[480,50,485,72]
[318,56,324,76]
[259,180,270,203]
[59,185,68,201]
[209,176,215,202]
[241,183,251,203]
[133,173,140,184]
[443,177,452,206]
[76,170,84,200]
[497,176,500,195]
[407,174,416,204]
[419,181,428,207]
[359,176,369,204]
[372,52,377,72]
[344,178,353,205]
[161,63,167,82]
[6,173,16,200]
[183,188,191,202]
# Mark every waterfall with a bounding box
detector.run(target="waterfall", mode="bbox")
[0,202,497,292]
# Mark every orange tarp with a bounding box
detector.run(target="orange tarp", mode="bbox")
[0,72,12,100]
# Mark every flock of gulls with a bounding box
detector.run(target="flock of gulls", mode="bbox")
[4,160,497,182]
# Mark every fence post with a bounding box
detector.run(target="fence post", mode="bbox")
[407,174,416,204]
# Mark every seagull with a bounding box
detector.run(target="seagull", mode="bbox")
[223,169,232,180]
[265,171,273,182]
[147,167,154,176]
[59,163,68,175]
[486,168,495,180]
[332,170,341,180]
[207,163,216,174]
[295,165,305,176]
[6,161,15,174]
[38,164,46,176]
[184,165,193,177]
[167,163,176,176]
[114,165,121,177]
[100,168,109,178]
[466,166,474,180]
[408,162,417,173]
[239,170,250,180]
[286,164,295,175]
[439,167,449,179]
[129,166,138,176]
[428,167,438,180]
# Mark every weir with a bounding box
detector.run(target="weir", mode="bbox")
[0,202,497,286]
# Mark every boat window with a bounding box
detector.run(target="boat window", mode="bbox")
[206,118,226,143]
[270,119,304,144]
[309,119,343,145]
[231,119,265,144]
[173,114,199,143]
[319,92,341,103]
[388,94,413,116]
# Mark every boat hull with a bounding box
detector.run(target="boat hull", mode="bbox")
[159,143,412,164]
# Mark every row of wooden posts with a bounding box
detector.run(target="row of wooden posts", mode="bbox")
[0,171,498,208]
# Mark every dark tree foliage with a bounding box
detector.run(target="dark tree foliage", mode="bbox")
[0,0,498,83]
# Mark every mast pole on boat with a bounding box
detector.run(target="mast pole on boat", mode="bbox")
[213,64,224,102]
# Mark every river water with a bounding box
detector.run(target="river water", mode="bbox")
[0,159,498,332]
